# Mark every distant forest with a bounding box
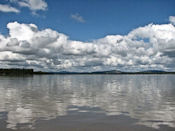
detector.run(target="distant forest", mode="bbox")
[0,69,33,75]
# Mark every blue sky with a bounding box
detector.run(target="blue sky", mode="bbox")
[0,0,175,72]
[0,0,175,41]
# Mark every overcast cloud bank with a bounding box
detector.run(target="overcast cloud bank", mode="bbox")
[0,18,175,72]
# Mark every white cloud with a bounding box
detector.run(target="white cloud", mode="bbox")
[18,0,47,11]
[0,0,48,14]
[169,16,175,25]
[0,19,175,72]
[9,0,47,13]
[0,4,20,13]
[71,13,85,23]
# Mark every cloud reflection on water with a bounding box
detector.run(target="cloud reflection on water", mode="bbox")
[0,75,175,129]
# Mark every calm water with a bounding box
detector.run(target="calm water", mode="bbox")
[0,75,175,131]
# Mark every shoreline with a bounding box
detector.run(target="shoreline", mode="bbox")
[0,68,175,75]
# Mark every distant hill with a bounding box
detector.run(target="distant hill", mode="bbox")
[34,70,175,74]
[141,70,166,73]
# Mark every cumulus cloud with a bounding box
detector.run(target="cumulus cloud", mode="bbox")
[71,13,85,23]
[0,4,20,13]
[169,16,175,25]
[0,18,175,72]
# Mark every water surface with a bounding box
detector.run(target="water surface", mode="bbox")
[0,75,175,131]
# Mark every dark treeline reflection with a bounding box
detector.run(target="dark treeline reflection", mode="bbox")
[0,75,175,130]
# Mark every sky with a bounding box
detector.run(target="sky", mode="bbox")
[0,0,175,72]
